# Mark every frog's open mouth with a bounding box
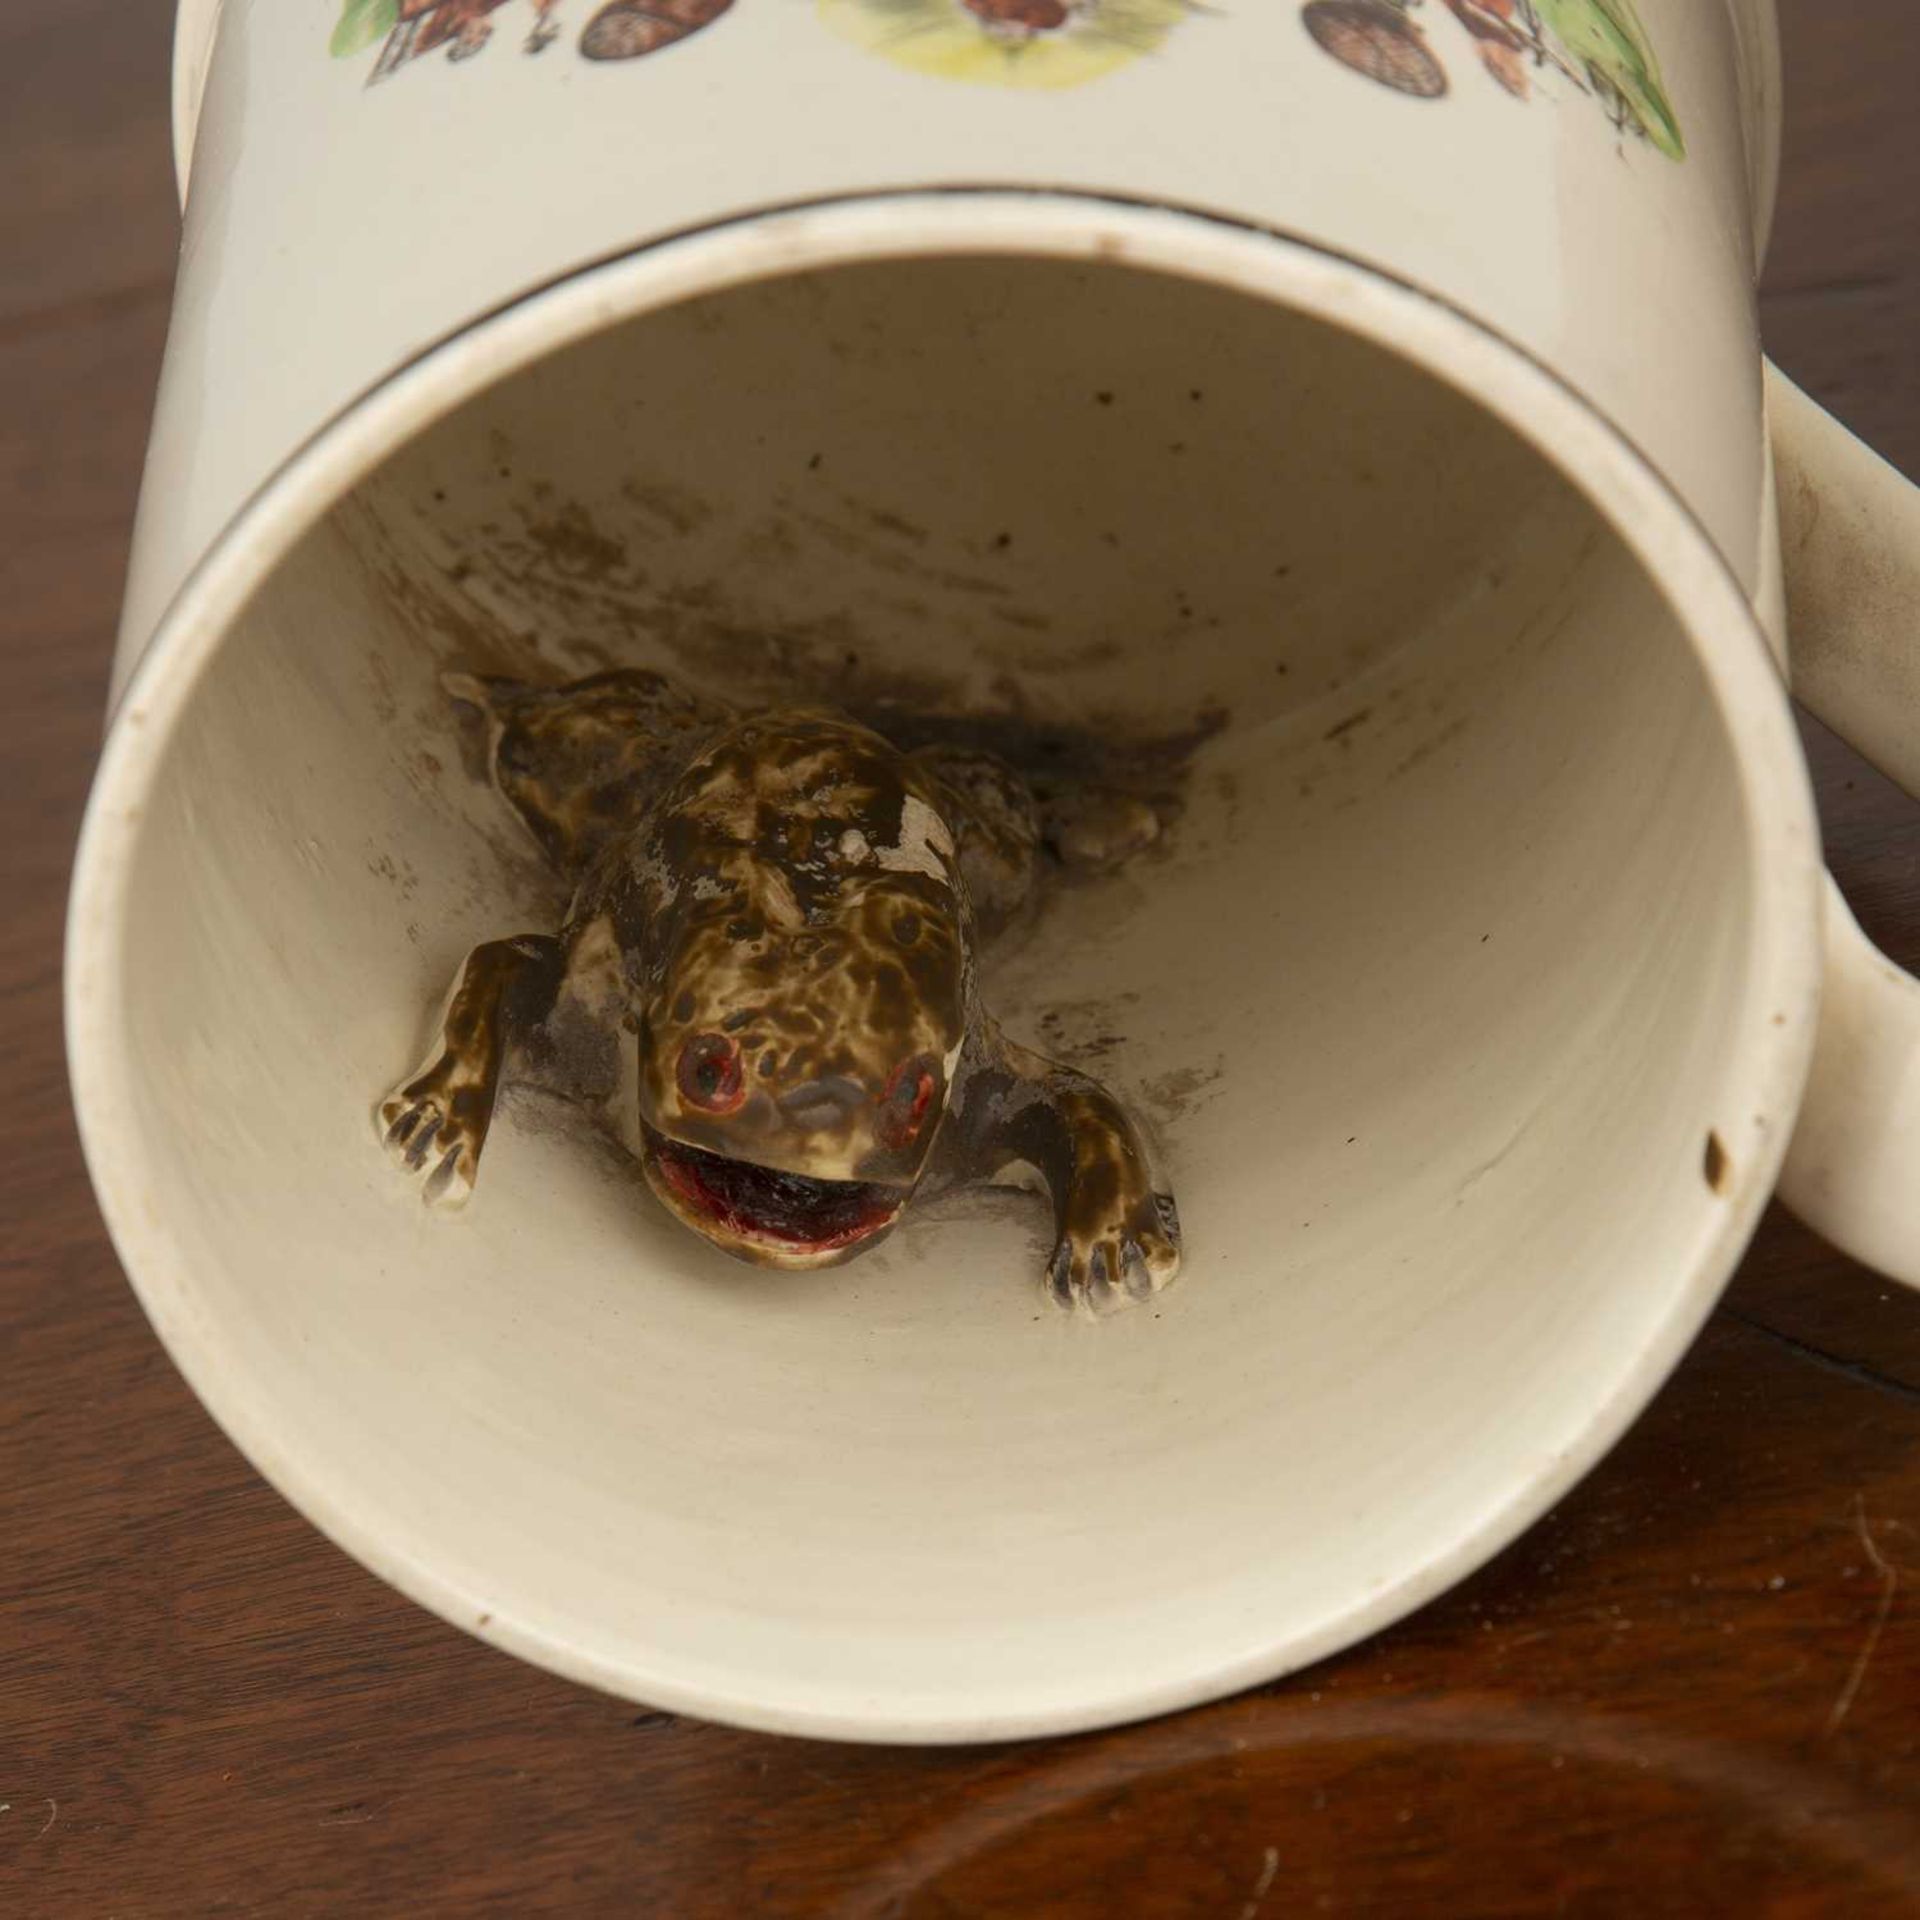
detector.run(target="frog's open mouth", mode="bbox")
[641,1127,905,1264]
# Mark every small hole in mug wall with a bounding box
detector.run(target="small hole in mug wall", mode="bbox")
[1705,1131,1733,1197]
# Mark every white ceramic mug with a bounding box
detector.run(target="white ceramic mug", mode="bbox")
[68,0,1920,1742]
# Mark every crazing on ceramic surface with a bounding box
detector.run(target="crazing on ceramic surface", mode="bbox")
[1301,0,1684,155]
[378,668,1182,1310]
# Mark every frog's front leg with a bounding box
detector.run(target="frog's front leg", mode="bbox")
[942,1020,1182,1312]
[377,933,566,1206]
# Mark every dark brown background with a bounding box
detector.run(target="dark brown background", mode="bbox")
[4,5,1918,1913]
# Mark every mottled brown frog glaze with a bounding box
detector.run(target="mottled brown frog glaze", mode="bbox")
[378,669,1181,1310]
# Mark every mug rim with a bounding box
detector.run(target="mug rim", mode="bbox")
[67,188,1825,1743]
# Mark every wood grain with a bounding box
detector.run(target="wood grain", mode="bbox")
[2,3,1917,1913]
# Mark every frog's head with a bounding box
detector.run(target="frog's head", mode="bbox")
[634,714,972,1268]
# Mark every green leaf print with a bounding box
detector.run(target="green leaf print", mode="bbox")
[1530,0,1684,158]
[331,0,399,59]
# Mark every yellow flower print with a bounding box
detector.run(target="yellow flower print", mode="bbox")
[818,0,1204,91]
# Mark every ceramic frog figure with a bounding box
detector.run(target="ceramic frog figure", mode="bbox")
[377,669,1182,1311]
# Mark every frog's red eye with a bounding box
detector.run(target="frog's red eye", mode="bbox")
[677,1033,745,1113]
[878,1054,942,1150]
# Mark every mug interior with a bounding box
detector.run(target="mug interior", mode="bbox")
[86,240,1789,1739]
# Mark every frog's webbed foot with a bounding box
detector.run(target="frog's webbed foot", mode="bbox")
[944,1022,1182,1314]
[1047,1180,1181,1313]
[377,933,564,1207]
[1040,1081,1182,1313]
[380,1073,484,1208]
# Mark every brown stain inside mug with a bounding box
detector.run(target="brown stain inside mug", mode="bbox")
[1704,1131,1732,1197]
[372,469,1231,861]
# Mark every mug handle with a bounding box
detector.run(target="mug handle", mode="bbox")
[1766,363,1920,1290]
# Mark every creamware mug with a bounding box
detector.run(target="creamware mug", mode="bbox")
[67,0,1920,1740]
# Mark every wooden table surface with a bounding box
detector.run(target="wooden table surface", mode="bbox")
[5,5,1918,1913]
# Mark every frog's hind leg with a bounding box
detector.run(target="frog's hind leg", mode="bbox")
[445,668,728,877]
[377,933,566,1206]
[939,1018,1181,1313]
[909,743,1041,938]
[908,739,1162,909]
